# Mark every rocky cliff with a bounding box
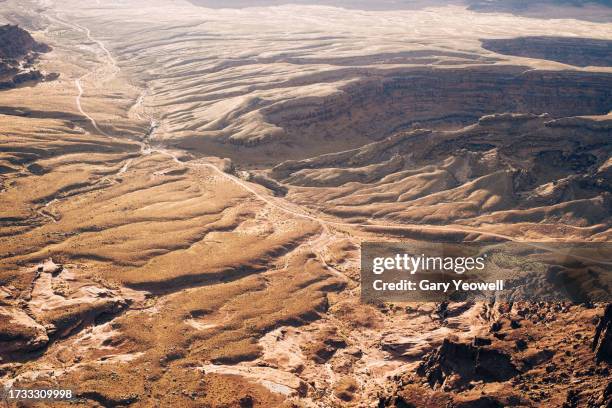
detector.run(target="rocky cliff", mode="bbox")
[482,36,612,67]
[248,66,612,160]
[0,24,55,90]
[270,114,611,232]
[0,24,50,59]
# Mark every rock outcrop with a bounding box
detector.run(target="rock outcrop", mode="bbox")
[468,0,612,22]
[482,36,612,67]
[592,304,612,364]
[259,67,612,157]
[0,24,50,59]
[0,260,128,359]
[270,115,611,236]
[0,25,56,90]
[0,307,49,353]
[417,339,519,388]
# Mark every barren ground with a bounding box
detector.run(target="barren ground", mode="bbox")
[0,0,610,407]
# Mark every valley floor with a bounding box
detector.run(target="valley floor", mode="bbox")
[0,0,610,406]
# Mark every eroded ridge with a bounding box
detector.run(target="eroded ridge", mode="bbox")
[0,0,611,406]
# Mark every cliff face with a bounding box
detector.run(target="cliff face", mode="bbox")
[482,37,612,67]
[468,0,612,22]
[469,0,612,10]
[259,66,612,158]
[0,25,54,89]
[0,24,50,59]
[270,114,611,230]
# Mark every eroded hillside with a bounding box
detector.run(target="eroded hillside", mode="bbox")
[0,0,610,407]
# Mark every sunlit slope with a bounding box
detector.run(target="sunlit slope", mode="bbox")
[0,0,610,406]
[52,0,612,163]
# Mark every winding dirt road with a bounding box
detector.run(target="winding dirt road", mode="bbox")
[46,13,611,269]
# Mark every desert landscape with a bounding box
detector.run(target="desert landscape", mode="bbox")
[0,0,610,406]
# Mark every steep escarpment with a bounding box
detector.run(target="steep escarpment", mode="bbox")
[0,24,50,59]
[468,0,612,22]
[0,24,56,90]
[238,66,612,162]
[271,114,611,233]
[482,37,612,67]
[172,65,611,166]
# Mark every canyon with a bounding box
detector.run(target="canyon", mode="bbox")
[0,0,610,407]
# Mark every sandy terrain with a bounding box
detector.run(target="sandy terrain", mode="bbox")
[0,0,610,406]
